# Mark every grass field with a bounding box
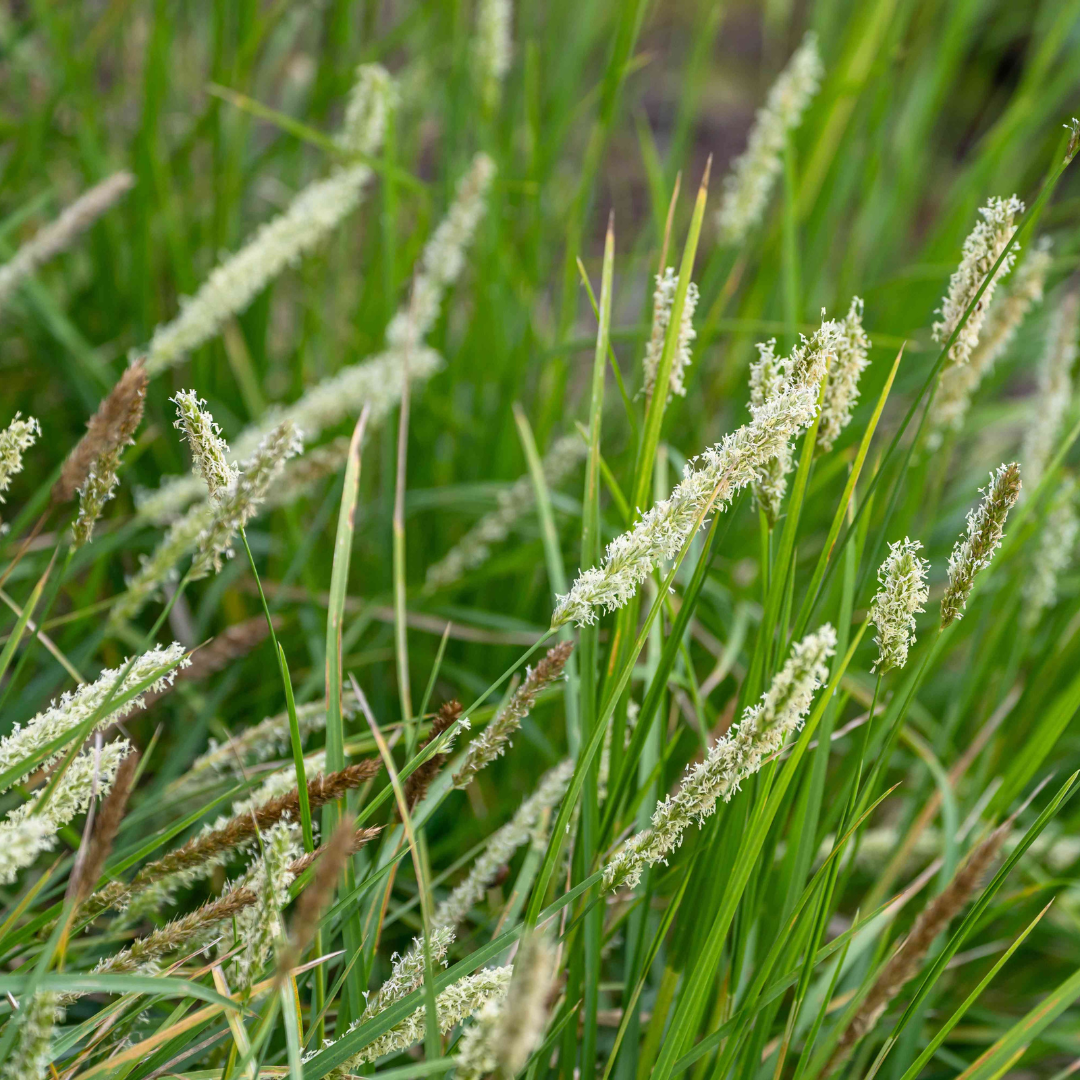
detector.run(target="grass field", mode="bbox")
[1,1,1080,1077]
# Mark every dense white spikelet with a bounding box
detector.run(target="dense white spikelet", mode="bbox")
[869,538,930,672]
[716,32,823,245]
[553,322,831,626]
[941,462,1022,626]
[1024,477,1079,622]
[0,171,134,309]
[603,625,836,891]
[360,925,455,1022]
[455,933,556,1080]
[930,238,1051,445]
[552,390,818,625]
[817,297,871,454]
[642,267,699,401]
[426,433,586,588]
[454,997,503,1080]
[218,820,302,992]
[748,338,791,524]
[0,817,59,887]
[73,458,121,548]
[0,645,186,792]
[337,63,396,158]
[113,422,301,619]
[435,760,573,930]
[0,740,132,884]
[142,65,394,376]
[171,390,238,501]
[143,168,373,375]
[189,421,303,579]
[474,0,512,110]
[236,347,444,461]
[0,412,40,504]
[137,356,447,524]
[1020,289,1079,492]
[385,153,495,352]
[136,154,491,523]
[317,967,512,1075]
[0,989,63,1080]
[932,195,1024,368]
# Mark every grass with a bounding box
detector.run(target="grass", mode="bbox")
[1,1,1080,1078]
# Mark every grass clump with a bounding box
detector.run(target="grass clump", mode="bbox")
[1,4,1080,1079]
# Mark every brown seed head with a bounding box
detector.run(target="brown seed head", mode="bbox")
[72,750,140,906]
[403,699,462,811]
[55,361,148,504]
[824,820,1010,1075]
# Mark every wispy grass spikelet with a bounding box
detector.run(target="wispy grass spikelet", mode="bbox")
[437,759,572,929]
[474,0,512,109]
[932,195,1024,367]
[1024,476,1079,623]
[0,171,134,309]
[136,154,490,521]
[715,32,823,246]
[384,153,495,352]
[128,751,327,914]
[930,238,1051,445]
[337,63,396,158]
[603,625,836,891]
[1,989,63,1080]
[360,925,455,1023]
[318,967,512,1075]
[453,643,573,787]
[91,830,375,980]
[281,814,356,970]
[142,65,394,376]
[455,932,556,1079]
[0,412,40,506]
[817,297,871,454]
[121,759,381,898]
[115,418,305,619]
[940,462,1021,627]
[426,433,586,589]
[553,325,831,626]
[642,267,699,401]
[218,820,302,992]
[0,643,186,792]
[1019,288,1079,491]
[93,881,260,978]
[188,691,356,779]
[137,352,444,524]
[824,821,1010,1074]
[869,538,930,672]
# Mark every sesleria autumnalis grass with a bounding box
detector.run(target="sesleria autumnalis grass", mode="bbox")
[1,4,1080,1079]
